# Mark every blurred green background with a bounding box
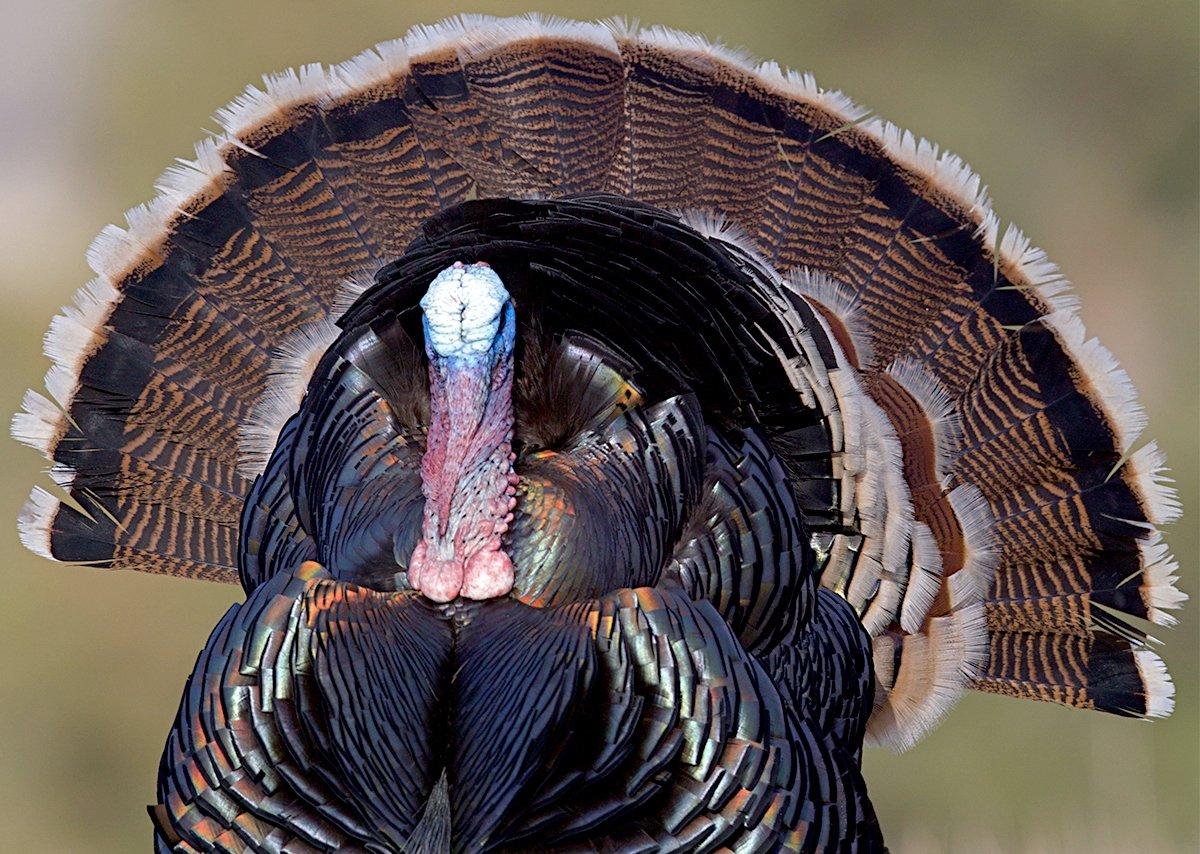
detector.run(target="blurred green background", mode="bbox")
[1,1,1195,850]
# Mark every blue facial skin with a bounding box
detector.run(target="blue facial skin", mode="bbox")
[422,298,516,375]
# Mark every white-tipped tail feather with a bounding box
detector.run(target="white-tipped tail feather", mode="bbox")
[214,63,332,138]
[1139,531,1186,626]
[1133,647,1176,718]
[679,209,769,266]
[11,390,65,460]
[402,14,495,60]
[152,137,230,209]
[999,224,1079,315]
[1042,310,1148,453]
[855,397,915,636]
[33,277,120,413]
[17,486,58,561]
[458,14,619,62]
[635,23,757,69]
[862,120,994,240]
[50,276,119,359]
[1126,441,1183,526]
[754,61,871,123]
[326,38,410,102]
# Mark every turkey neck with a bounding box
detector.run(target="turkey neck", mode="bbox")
[407,262,518,603]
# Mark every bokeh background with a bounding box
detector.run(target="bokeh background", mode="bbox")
[1,1,1196,850]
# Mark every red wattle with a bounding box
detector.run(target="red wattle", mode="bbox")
[408,335,517,602]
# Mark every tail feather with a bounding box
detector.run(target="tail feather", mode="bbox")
[13,390,249,498]
[979,630,1174,718]
[20,486,237,582]
[451,18,627,195]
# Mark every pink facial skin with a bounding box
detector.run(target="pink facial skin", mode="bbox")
[407,263,518,602]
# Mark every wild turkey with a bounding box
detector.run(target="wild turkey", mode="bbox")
[11,14,1183,852]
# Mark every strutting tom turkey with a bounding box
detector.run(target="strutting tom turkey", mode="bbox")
[11,14,1184,852]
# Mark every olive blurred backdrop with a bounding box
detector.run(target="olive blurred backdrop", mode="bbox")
[1,1,1196,850]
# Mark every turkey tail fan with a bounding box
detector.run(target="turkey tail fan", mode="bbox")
[12,13,1182,752]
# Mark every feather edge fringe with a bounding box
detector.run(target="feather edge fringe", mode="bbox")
[1138,529,1186,626]
[1133,647,1175,718]
[1124,441,1182,527]
[237,317,342,478]
[885,357,963,482]
[17,486,58,561]
[867,602,988,751]
[1041,310,1148,454]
